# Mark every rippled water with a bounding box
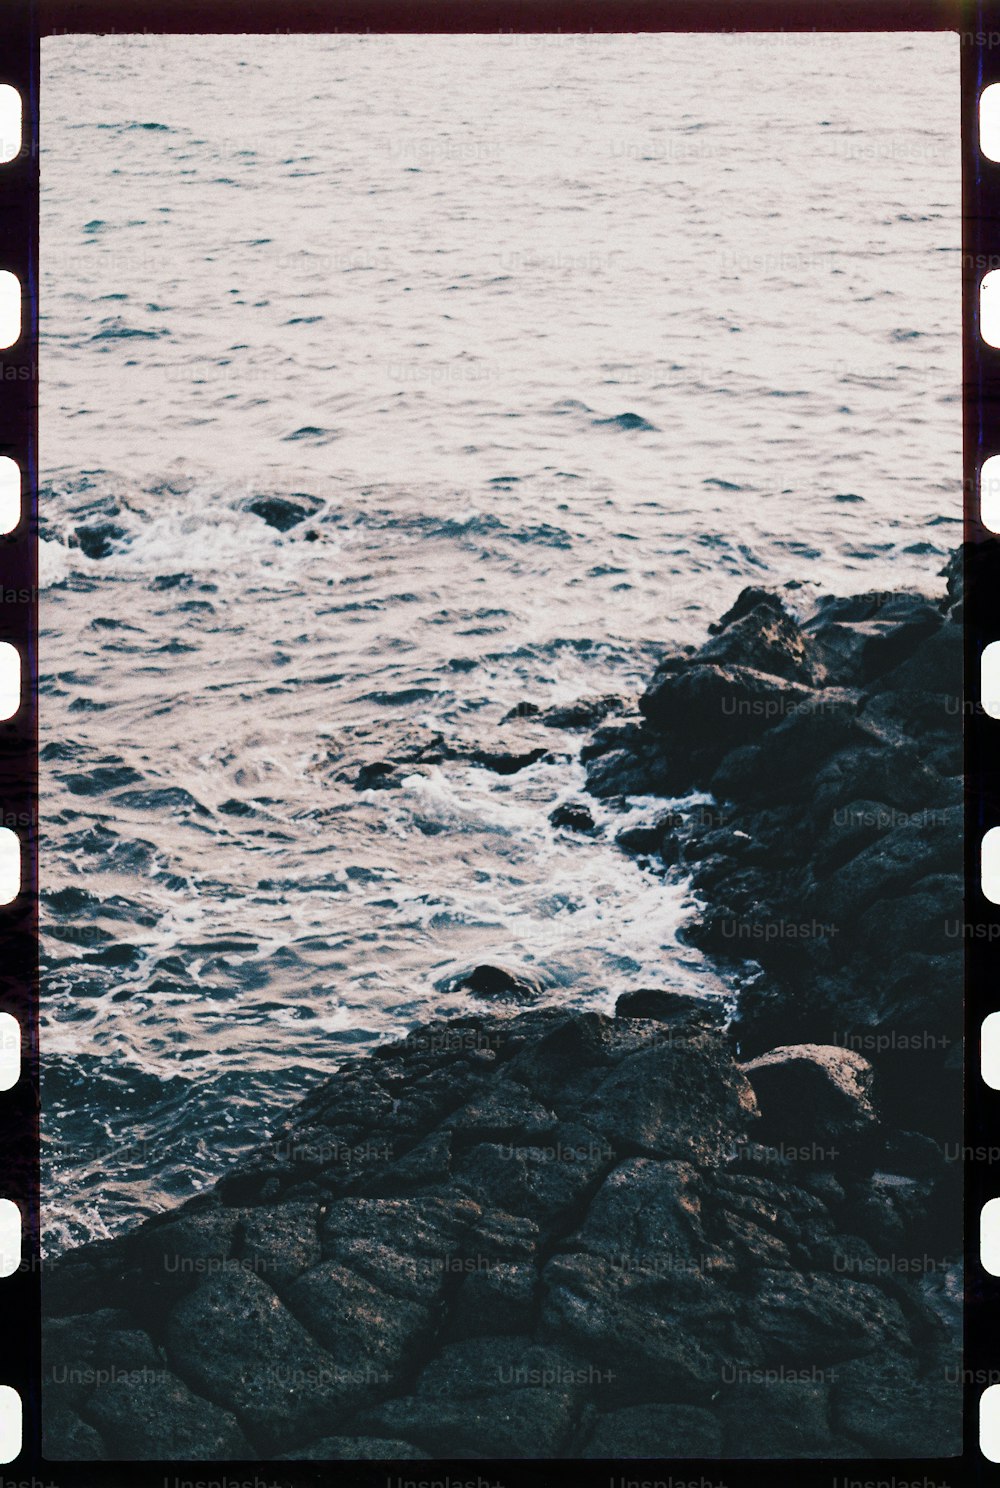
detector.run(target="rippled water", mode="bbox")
[39,32,960,1251]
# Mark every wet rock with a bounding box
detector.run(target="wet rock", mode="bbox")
[540,1247,727,1404]
[285,1257,432,1379]
[367,1128,452,1192]
[813,797,894,874]
[444,1084,558,1141]
[740,1044,877,1147]
[813,808,961,925]
[940,545,964,614]
[44,1309,163,1417]
[845,1171,936,1254]
[450,964,544,1002]
[246,493,322,532]
[236,1202,322,1286]
[615,811,681,855]
[504,1016,757,1165]
[51,1209,240,1325]
[468,744,550,774]
[549,801,597,833]
[448,1260,538,1338]
[711,586,791,633]
[810,742,944,816]
[579,717,646,764]
[710,692,864,804]
[697,594,822,685]
[355,760,402,790]
[42,991,959,1459]
[810,612,942,687]
[874,614,962,700]
[640,663,813,758]
[614,987,724,1025]
[569,1159,713,1273]
[585,1038,758,1163]
[74,520,126,559]
[318,1194,538,1305]
[585,745,663,799]
[709,1172,836,1261]
[538,696,625,730]
[879,1129,945,1180]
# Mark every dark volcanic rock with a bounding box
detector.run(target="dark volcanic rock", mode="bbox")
[343,729,561,792]
[468,744,551,775]
[43,1409,107,1459]
[75,521,127,559]
[698,595,823,685]
[450,963,544,1002]
[740,1044,878,1147]
[41,1002,958,1460]
[538,696,625,730]
[246,493,322,531]
[716,1378,839,1458]
[640,663,813,751]
[609,558,961,1147]
[830,1352,962,1457]
[357,1336,588,1456]
[581,1402,723,1457]
[85,1369,253,1460]
[549,801,597,833]
[615,810,683,856]
[614,987,725,1025]
[505,696,626,731]
[164,1270,353,1454]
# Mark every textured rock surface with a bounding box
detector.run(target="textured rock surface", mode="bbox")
[591,548,963,1146]
[43,1004,959,1459]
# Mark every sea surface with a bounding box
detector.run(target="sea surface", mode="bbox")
[39,32,960,1252]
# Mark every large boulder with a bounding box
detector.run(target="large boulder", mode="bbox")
[639,663,814,757]
[245,492,322,532]
[804,590,944,685]
[448,963,544,1002]
[739,1044,877,1147]
[698,594,823,685]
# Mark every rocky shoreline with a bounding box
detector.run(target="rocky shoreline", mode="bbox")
[42,553,963,1461]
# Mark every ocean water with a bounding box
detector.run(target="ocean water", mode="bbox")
[39,32,960,1252]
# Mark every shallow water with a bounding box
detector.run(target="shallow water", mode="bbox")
[39,32,960,1251]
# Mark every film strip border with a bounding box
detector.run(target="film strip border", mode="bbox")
[0,0,37,1468]
[967,2,1000,1468]
[0,0,990,1480]
[0,0,37,1467]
